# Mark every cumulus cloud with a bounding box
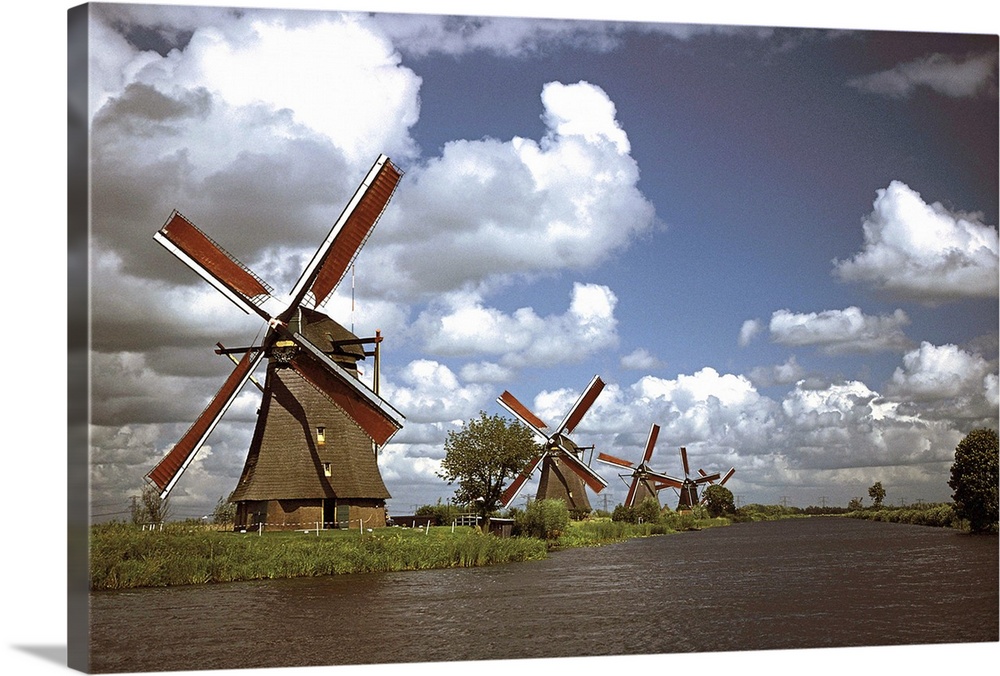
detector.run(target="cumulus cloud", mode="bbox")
[884,342,998,424]
[382,359,492,425]
[364,80,655,299]
[416,283,619,368]
[847,52,998,98]
[833,181,999,302]
[768,306,912,354]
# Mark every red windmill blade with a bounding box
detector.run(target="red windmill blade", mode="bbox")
[146,155,404,499]
[496,376,609,510]
[154,211,275,321]
[283,156,402,315]
[499,454,545,508]
[284,329,404,447]
[680,445,691,478]
[146,347,265,496]
[497,389,550,434]
[556,374,605,436]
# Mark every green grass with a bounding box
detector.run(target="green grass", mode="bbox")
[90,522,547,590]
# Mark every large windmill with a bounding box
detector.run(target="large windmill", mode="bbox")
[596,423,675,509]
[146,155,405,531]
[653,446,733,510]
[496,375,608,514]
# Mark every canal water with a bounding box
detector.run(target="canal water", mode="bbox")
[88,518,998,673]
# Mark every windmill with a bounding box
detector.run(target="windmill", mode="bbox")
[652,446,723,510]
[496,375,608,514]
[595,423,675,509]
[145,155,405,531]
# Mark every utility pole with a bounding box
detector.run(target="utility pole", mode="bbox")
[820,496,828,509]
[780,495,789,508]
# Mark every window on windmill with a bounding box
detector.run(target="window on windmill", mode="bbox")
[322,462,332,477]
[316,426,326,445]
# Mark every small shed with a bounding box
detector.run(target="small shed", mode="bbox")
[488,518,515,538]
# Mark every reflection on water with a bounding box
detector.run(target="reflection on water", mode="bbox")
[89,518,998,673]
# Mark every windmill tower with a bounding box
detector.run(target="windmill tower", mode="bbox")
[596,423,674,508]
[145,155,405,531]
[496,375,608,515]
[654,446,734,510]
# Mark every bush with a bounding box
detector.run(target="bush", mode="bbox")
[515,499,570,540]
[611,503,638,523]
[635,497,662,524]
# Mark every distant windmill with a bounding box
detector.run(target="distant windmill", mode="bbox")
[146,155,405,530]
[653,446,730,510]
[497,375,608,514]
[596,423,674,508]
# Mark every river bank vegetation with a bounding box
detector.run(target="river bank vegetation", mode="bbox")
[91,498,727,590]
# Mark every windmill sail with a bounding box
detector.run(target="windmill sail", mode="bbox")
[146,347,265,497]
[154,212,274,320]
[288,155,402,312]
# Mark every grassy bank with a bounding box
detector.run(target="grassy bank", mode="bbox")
[842,503,964,529]
[90,522,547,590]
[556,513,729,548]
[90,509,733,590]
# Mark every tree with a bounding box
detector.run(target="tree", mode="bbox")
[868,481,886,509]
[703,484,736,517]
[949,428,999,533]
[130,484,170,525]
[847,497,864,511]
[438,411,541,530]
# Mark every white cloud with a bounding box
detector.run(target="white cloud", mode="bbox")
[748,356,806,387]
[365,80,655,298]
[416,282,619,368]
[887,342,995,400]
[620,348,665,370]
[883,342,998,424]
[382,359,492,424]
[768,306,912,354]
[459,361,517,383]
[739,318,763,346]
[847,51,998,98]
[833,181,999,302]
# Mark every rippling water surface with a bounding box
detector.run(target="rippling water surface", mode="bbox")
[89,518,998,673]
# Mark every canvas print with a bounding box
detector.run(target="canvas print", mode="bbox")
[68,2,998,674]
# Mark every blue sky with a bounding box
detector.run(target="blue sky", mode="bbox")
[78,1,997,521]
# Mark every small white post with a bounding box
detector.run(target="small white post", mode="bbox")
[425,522,430,535]
[451,520,455,533]
[258,522,263,537]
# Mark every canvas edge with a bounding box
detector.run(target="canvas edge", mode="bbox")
[67,3,91,673]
